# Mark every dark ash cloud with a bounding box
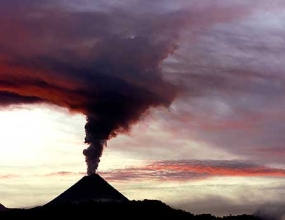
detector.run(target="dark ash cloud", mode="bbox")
[0,1,179,175]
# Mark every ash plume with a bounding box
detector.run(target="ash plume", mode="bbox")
[0,1,178,175]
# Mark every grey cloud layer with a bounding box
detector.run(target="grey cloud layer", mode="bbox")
[158,3,285,165]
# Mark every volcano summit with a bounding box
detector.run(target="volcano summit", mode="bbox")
[45,174,128,206]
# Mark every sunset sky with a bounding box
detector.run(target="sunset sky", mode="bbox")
[0,0,285,218]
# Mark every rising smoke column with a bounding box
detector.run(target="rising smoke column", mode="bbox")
[0,1,178,175]
[81,36,178,175]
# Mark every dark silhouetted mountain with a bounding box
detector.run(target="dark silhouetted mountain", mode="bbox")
[0,203,6,211]
[0,175,262,219]
[45,174,128,206]
[0,199,261,220]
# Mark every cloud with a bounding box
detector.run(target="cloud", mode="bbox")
[43,171,85,177]
[0,0,260,175]
[0,172,82,179]
[7,159,285,181]
[155,3,285,165]
[170,194,285,218]
[0,174,18,179]
[99,160,285,182]
[0,0,260,114]
[255,203,285,220]
[1,0,188,120]
[0,0,284,174]
[0,0,182,174]
[171,195,260,217]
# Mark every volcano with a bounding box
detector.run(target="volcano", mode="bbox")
[45,174,128,206]
[0,203,6,211]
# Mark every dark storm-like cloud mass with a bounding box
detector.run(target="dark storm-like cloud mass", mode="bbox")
[0,0,181,174]
[0,0,254,112]
[0,5,177,113]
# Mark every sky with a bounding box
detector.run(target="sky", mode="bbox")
[0,0,285,218]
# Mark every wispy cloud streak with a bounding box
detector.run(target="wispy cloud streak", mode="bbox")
[99,160,285,181]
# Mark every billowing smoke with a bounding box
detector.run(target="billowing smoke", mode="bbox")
[0,1,178,175]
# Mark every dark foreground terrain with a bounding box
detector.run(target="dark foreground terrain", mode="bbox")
[0,199,260,220]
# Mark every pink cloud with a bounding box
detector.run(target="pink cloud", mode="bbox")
[43,171,85,177]
[0,174,18,179]
[100,160,285,182]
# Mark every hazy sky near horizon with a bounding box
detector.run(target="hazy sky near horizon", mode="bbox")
[0,0,285,218]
